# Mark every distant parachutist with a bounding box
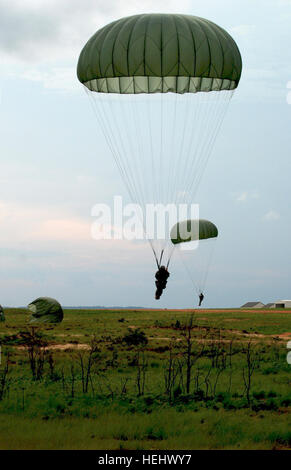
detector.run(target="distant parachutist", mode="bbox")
[198,292,204,307]
[155,266,170,300]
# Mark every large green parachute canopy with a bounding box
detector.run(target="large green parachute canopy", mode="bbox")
[77,13,242,94]
[171,219,218,245]
[28,297,63,324]
[77,14,241,268]
[0,305,5,322]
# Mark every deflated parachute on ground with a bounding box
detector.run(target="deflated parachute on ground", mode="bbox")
[0,305,5,322]
[28,297,63,324]
[171,219,218,245]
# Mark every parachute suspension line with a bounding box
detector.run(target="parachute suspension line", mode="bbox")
[86,93,130,199]
[175,93,219,206]
[155,91,232,268]
[129,97,148,210]
[189,96,230,194]
[183,91,234,201]
[132,95,168,263]
[170,93,195,206]
[87,91,153,259]
[86,90,165,269]
[165,92,178,205]
[146,92,157,207]
[158,94,172,261]
[179,250,202,296]
[178,249,201,296]
[145,96,164,271]
[85,88,233,273]
[110,96,155,232]
[149,238,160,268]
[106,95,144,209]
[171,94,193,208]
[179,95,211,206]
[101,95,156,235]
[177,238,218,296]
[163,93,185,266]
[153,93,191,267]
[144,94,170,263]
[180,94,217,203]
[167,95,183,208]
[151,91,218,222]
[159,249,164,267]
[170,94,195,208]
[166,243,175,268]
[135,102,162,267]
[108,97,162,271]
[158,92,163,206]
[110,96,140,203]
[199,238,217,294]
[109,97,144,210]
[85,89,136,203]
[188,92,231,194]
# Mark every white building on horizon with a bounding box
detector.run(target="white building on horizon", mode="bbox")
[273,300,291,309]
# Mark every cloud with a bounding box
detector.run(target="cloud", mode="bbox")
[0,0,287,102]
[235,191,259,202]
[0,0,109,63]
[10,67,78,91]
[0,200,90,242]
[0,0,191,91]
[263,210,280,221]
[0,200,150,273]
[0,0,191,65]
[33,217,91,242]
[236,192,248,202]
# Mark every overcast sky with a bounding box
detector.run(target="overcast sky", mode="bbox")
[0,0,291,308]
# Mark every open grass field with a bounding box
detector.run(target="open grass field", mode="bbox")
[0,308,290,450]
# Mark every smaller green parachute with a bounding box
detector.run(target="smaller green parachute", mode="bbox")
[0,305,5,322]
[171,219,218,245]
[28,297,63,324]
